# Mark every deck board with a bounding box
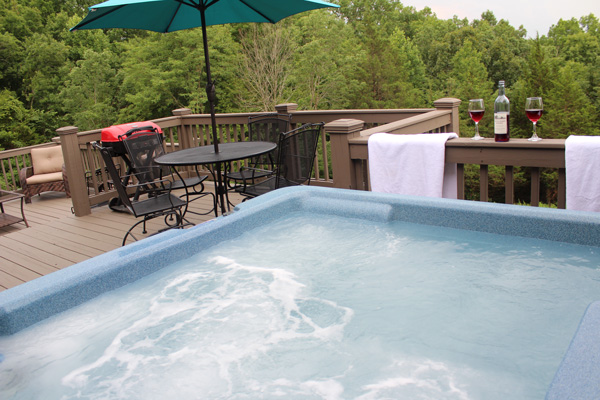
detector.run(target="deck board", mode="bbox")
[0,259,43,290]
[0,184,245,292]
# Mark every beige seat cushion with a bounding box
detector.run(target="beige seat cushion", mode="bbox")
[26,171,64,185]
[31,146,64,175]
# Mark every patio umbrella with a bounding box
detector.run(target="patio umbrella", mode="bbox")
[71,0,339,154]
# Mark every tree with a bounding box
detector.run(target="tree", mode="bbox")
[544,63,598,137]
[61,49,122,130]
[389,28,430,107]
[288,11,356,110]
[509,37,557,138]
[0,90,37,149]
[0,32,23,93]
[448,40,493,137]
[117,26,242,121]
[21,33,70,110]
[237,23,295,111]
[1,0,600,146]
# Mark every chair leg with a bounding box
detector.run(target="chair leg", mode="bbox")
[122,219,148,246]
[122,209,189,246]
[24,188,32,204]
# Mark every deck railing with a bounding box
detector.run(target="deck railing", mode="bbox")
[0,97,568,216]
[325,104,566,208]
[50,100,458,216]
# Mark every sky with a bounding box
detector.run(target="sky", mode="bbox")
[404,0,600,38]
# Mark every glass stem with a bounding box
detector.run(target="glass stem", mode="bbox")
[475,123,479,135]
[533,122,537,135]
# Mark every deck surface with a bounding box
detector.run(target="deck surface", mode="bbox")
[0,184,244,292]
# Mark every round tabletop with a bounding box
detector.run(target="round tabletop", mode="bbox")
[154,141,277,166]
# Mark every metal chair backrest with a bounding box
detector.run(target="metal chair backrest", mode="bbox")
[94,143,135,212]
[119,128,170,184]
[248,113,291,142]
[276,123,323,187]
[247,113,291,168]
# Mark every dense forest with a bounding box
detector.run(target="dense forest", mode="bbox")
[1,0,599,152]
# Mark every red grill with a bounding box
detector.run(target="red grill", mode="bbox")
[101,121,163,156]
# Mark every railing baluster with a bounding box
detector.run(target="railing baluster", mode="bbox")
[320,130,329,180]
[8,157,16,190]
[505,166,514,204]
[531,167,541,207]
[457,163,465,200]
[0,158,7,190]
[480,165,489,202]
[558,169,566,209]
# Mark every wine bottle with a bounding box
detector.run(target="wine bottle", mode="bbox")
[494,80,510,142]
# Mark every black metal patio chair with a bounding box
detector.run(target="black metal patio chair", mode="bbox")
[236,122,323,199]
[93,142,190,246]
[227,113,291,190]
[119,127,216,216]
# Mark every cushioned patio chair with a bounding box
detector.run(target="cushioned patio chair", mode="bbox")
[227,113,291,190]
[119,126,216,216]
[19,146,70,203]
[93,142,190,246]
[236,122,322,199]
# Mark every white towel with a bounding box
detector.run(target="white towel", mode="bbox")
[566,135,600,212]
[368,132,458,198]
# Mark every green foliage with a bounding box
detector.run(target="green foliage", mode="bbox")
[61,48,122,130]
[289,11,356,110]
[0,1,598,145]
[0,89,38,149]
[544,62,599,137]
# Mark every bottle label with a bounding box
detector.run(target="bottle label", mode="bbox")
[494,112,508,134]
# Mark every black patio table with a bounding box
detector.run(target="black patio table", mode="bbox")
[154,141,277,216]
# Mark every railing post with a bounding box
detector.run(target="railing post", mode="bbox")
[275,103,298,127]
[57,126,91,217]
[173,108,193,149]
[434,98,462,135]
[275,103,298,114]
[326,119,365,189]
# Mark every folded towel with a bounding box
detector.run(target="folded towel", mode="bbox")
[368,132,458,198]
[566,135,600,212]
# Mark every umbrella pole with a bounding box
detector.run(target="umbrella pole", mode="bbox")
[200,12,219,155]
[200,7,227,215]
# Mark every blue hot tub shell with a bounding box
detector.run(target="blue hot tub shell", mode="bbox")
[0,186,599,398]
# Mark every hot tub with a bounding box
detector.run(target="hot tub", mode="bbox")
[0,186,599,399]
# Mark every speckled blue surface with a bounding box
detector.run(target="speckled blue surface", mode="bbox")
[0,186,599,396]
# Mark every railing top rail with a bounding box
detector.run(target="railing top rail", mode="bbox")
[0,142,60,158]
[347,136,566,169]
[350,109,452,144]
[445,138,565,149]
[349,136,566,148]
[290,108,435,116]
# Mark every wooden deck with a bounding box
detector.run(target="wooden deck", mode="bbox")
[0,184,244,292]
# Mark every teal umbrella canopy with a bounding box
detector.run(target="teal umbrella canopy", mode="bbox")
[71,0,339,32]
[71,0,339,153]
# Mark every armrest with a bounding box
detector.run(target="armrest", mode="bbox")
[19,166,33,186]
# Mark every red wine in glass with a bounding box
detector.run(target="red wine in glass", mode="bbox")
[469,110,485,123]
[526,109,543,123]
[525,97,543,141]
[468,99,485,140]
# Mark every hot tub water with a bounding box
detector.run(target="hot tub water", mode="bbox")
[1,211,599,399]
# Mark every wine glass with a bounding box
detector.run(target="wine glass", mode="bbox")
[525,97,543,141]
[468,99,485,140]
